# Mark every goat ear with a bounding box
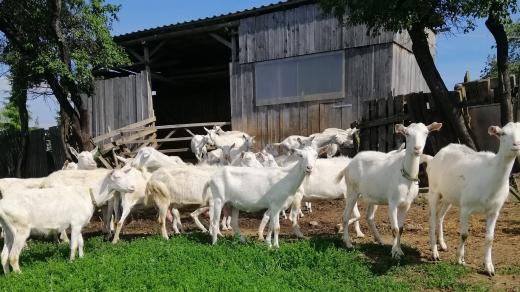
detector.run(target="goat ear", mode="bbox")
[90,146,98,156]
[230,143,236,149]
[69,146,79,158]
[427,122,443,132]
[394,124,407,136]
[204,127,210,133]
[488,125,503,137]
[297,137,303,145]
[309,136,316,142]
[240,151,245,159]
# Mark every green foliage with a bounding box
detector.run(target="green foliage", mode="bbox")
[0,98,21,130]
[0,0,129,96]
[0,234,483,291]
[318,0,474,35]
[482,20,520,78]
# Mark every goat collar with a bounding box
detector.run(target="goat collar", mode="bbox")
[400,165,419,183]
[89,188,98,208]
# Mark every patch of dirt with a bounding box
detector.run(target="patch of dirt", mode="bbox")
[85,198,520,290]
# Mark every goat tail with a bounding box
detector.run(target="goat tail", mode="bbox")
[335,166,348,184]
[144,179,169,207]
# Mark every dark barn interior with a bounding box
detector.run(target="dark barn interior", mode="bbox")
[112,20,239,158]
[120,31,233,127]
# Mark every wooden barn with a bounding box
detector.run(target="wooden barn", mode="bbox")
[91,0,433,156]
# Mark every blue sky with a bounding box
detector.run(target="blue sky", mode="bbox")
[0,0,505,128]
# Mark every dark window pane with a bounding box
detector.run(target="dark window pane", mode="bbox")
[298,53,343,96]
[255,51,344,105]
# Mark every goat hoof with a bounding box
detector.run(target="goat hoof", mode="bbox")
[458,257,465,265]
[439,242,448,251]
[391,247,404,259]
[344,241,353,249]
[356,233,365,238]
[485,263,495,276]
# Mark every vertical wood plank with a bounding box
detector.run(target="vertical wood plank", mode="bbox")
[308,102,320,134]
[386,97,395,150]
[299,104,309,136]
[394,95,405,148]
[377,98,387,152]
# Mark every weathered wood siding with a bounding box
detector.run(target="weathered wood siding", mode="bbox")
[238,4,396,63]
[230,62,354,149]
[391,45,430,95]
[89,70,152,137]
[231,3,434,147]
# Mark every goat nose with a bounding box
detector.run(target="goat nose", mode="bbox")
[414,146,421,150]
[515,142,520,146]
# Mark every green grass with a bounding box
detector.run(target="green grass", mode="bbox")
[0,234,481,291]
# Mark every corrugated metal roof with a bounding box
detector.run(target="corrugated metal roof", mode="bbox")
[114,0,313,42]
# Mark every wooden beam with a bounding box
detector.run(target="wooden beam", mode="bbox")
[209,32,232,49]
[117,21,239,45]
[158,148,190,154]
[92,116,156,143]
[126,47,144,63]
[155,121,231,130]
[126,137,192,144]
[150,40,167,58]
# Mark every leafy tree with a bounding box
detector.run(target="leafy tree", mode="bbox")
[0,99,22,130]
[319,0,479,149]
[474,0,518,124]
[0,0,129,151]
[482,20,520,79]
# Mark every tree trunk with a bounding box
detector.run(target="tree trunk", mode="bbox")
[486,11,513,125]
[408,24,477,150]
[48,0,92,151]
[11,73,29,178]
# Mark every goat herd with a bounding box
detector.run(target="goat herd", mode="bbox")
[0,121,519,277]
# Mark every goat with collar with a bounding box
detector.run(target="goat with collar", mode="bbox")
[337,122,442,258]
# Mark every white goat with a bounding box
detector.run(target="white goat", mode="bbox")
[67,146,98,170]
[339,122,442,258]
[131,147,186,172]
[257,156,364,240]
[191,135,212,162]
[255,150,279,167]
[145,165,219,239]
[0,169,135,274]
[271,135,314,154]
[231,151,263,168]
[110,166,151,244]
[427,122,520,276]
[207,147,318,248]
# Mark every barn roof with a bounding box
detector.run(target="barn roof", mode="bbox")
[114,0,314,45]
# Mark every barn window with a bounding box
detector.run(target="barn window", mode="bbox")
[254,51,344,106]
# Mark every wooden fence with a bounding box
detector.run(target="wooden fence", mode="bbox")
[91,117,231,163]
[89,70,153,138]
[0,127,67,178]
[359,92,455,155]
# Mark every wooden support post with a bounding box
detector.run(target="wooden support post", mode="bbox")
[231,30,237,63]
